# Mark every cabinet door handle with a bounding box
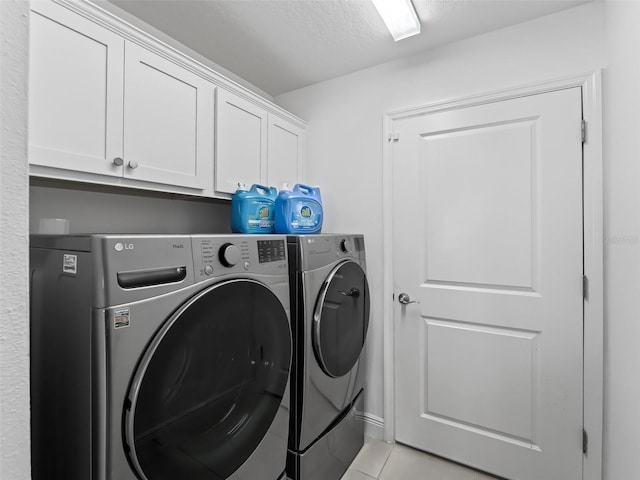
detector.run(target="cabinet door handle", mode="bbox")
[127,160,139,169]
[113,157,124,166]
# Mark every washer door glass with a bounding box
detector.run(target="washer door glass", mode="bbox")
[313,261,370,378]
[124,279,291,480]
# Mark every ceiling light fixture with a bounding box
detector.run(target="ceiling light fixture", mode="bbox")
[371,0,421,42]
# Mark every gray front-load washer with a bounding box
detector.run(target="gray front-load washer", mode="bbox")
[286,234,370,480]
[30,234,292,480]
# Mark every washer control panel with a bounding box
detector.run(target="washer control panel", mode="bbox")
[219,243,241,267]
[257,239,287,263]
[192,235,287,280]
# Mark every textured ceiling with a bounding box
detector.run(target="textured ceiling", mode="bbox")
[106,0,589,96]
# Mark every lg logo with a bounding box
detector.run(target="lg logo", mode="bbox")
[114,242,134,252]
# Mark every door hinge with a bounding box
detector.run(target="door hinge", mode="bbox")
[583,274,589,300]
[388,132,399,142]
[583,429,588,455]
[581,119,587,143]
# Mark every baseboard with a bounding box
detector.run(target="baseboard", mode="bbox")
[361,412,384,440]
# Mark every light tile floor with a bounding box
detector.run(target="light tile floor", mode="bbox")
[341,437,503,480]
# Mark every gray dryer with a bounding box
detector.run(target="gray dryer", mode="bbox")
[286,234,369,480]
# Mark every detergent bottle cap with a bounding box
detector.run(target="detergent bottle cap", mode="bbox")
[279,182,291,192]
[235,182,248,192]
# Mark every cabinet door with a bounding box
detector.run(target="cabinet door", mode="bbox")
[215,89,267,194]
[29,1,124,177]
[123,42,214,190]
[267,114,304,188]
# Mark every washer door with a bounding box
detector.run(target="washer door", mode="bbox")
[124,279,291,480]
[313,261,370,378]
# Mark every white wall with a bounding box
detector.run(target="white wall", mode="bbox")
[30,180,232,234]
[0,1,31,478]
[275,0,612,454]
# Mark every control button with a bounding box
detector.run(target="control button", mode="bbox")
[340,239,350,253]
[219,243,241,267]
[244,261,250,270]
[204,265,214,276]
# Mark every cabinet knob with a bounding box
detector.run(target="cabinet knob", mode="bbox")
[127,160,139,169]
[113,157,124,167]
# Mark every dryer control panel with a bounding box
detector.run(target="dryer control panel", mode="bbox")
[292,234,366,272]
[335,235,365,255]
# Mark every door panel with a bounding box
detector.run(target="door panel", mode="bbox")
[123,42,212,189]
[425,320,538,442]
[393,88,583,480]
[216,89,267,194]
[423,119,535,288]
[29,2,124,176]
[267,114,303,188]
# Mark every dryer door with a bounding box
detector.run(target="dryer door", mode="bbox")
[124,279,291,480]
[313,261,370,378]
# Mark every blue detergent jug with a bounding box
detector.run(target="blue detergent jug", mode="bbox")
[275,184,323,234]
[230,184,277,234]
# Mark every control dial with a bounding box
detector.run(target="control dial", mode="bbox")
[219,243,241,267]
[340,239,350,253]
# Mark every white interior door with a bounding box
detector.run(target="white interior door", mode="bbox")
[392,87,584,480]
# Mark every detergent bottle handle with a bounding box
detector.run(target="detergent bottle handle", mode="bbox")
[295,184,318,196]
[250,184,271,195]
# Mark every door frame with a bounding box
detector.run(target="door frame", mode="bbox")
[381,71,603,480]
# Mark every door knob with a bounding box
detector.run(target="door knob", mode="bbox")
[127,160,139,169]
[398,293,418,305]
[113,157,124,166]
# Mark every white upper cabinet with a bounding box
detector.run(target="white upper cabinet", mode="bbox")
[29,1,124,177]
[215,91,305,195]
[29,1,213,193]
[28,0,304,199]
[215,89,267,195]
[123,42,213,189]
[267,113,304,189]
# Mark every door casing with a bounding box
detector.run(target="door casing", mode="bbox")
[381,71,603,480]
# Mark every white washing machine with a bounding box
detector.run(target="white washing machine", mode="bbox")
[286,234,370,480]
[30,234,292,480]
